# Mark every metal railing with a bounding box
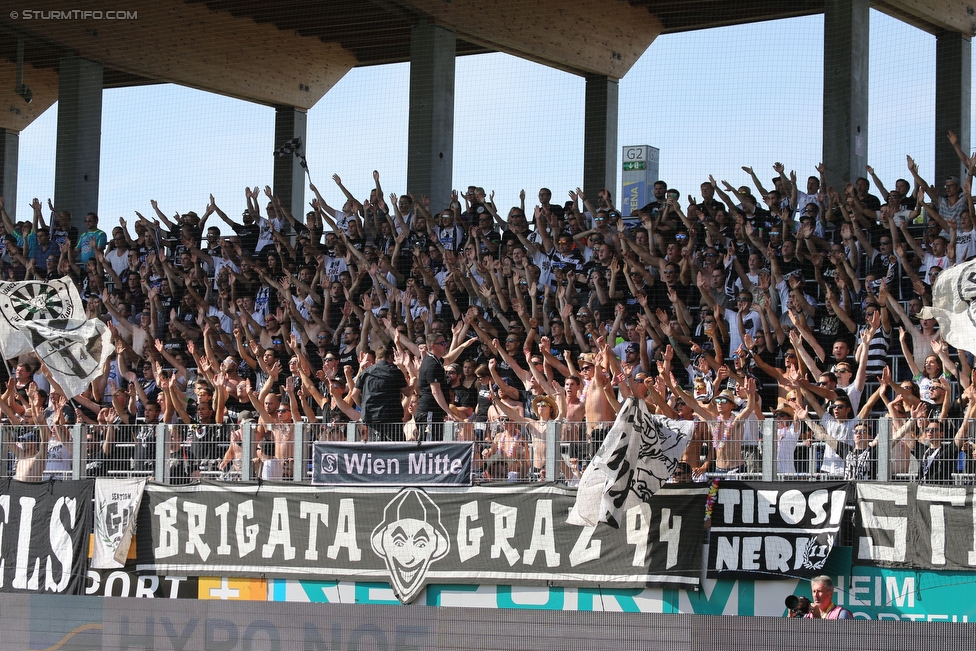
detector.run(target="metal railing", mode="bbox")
[1,416,971,486]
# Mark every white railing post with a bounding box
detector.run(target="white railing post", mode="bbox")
[762,418,775,482]
[72,423,84,480]
[293,421,305,482]
[155,424,167,484]
[241,422,254,482]
[546,421,559,482]
[876,417,891,482]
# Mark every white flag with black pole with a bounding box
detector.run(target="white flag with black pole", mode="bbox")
[274,136,311,182]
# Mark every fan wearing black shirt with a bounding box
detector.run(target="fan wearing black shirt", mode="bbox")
[415,333,454,441]
[446,363,477,423]
[352,345,411,441]
[209,195,260,258]
[49,204,79,250]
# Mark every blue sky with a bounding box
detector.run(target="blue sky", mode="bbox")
[13,10,963,229]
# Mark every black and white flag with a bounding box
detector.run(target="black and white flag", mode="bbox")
[0,278,85,357]
[0,278,112,398]
[273,137,308,171]
[918,256,976,350]
[568,397,695,528]
[93,478,147,569]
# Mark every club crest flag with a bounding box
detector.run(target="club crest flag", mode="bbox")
[93,478,147,569]
[921,257,976,351]
[0,278,84,356]
[568,397,695,528]
[0,278,112,398]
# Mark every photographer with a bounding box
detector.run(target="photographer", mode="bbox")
[805,576,853,619]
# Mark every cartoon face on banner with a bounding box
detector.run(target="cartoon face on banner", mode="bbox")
[370,488,450,603]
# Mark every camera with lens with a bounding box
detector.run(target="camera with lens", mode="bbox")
[785,594,811,617]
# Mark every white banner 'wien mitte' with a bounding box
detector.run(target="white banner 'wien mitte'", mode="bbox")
[0,278,111,397]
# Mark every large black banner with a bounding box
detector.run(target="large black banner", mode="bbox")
[0,478,94,594]
[855,483,976,570]
[136,482,706,603]
[707,481,851,577]
[311,441,474,486]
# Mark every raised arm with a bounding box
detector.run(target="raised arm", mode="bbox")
[741,166,769,199]
[865,164,890,202]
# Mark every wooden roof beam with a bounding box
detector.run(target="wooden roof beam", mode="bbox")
[872,0,976,36]
[403,0,663,79]
[0,57,58,132]
[5,0,359,109]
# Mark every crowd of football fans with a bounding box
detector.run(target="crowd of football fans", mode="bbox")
[3,133,976,484]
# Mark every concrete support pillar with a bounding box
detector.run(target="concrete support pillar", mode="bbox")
[273,106,308,226]
[54,56,103,232]
[583,75,618,206]
[0,130,17,221]
[822,0,869,189]
[935,32,971,185]
[407,22,455,212]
